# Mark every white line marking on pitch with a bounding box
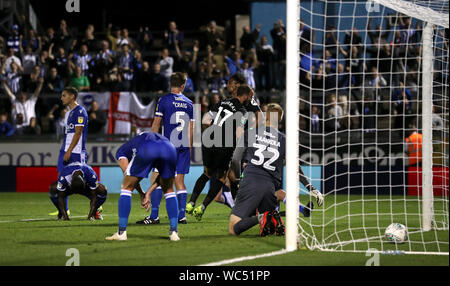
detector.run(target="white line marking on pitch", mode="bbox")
[198,249,291,266]
[0,215,113,223]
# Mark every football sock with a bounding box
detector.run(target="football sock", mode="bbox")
[164,192,179,232]
[282,197,304,214]
[65,196,69,211]
[189,173,209,205]
[233,216,259,235]
[49,192,59,210]
[176,189,188,220]
[222,188,235,209]
[202,177,224,208]
[118,190,132,234]
[150,187,163,220]
[96,194,107,209]
[299,204,304,214]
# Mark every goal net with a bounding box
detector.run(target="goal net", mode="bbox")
[286,0,449,255]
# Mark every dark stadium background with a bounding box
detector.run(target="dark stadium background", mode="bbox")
[30,0,251,31]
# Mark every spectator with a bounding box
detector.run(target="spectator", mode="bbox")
[149,63,169,93]
[165,21,184,54]
[225,48,242,80]
[72,44,93,76]
[204,21,225,53]
[22,117,41,135]
[326,63,353,92]
[174,50,193,75]
[192,61,209,95]
[4,48,23,74]
[70,66,90,91]
[2,77,43,134]
[299,20,312,49]
[184,76,195,94]
[55,19,73,50]
[22,65,42,93]
[158,48,173,83]
[117,44,134,91]
[118,28,135,50]
[208,68,226,95]
[367,17,391,47]
[135,61,152,92]
[310,105,321,133]
[4,61,22,95]
[241,60,256,89]
[0,110,15,137]
[106,24,121,52]
[338,45,365,87]
[364,66,387,101]
[343,28,362,50]
[323,49,337,74]
[38,50,51,79]
[255,35,274,91]
[325,94,346,132]
[88,100,107,134]
[392,81,413,129]
[137,26,154,55]
[45,67,64,93]
[41,27,56,51]
[21,29,41,52]
[240,24,260,52]
[270,19,286,89]
[80,24,97,52]
[6,25,20,53]
[20,44,39,75]
[49,46,69,80]
[55,107,67,139]
[324,25,338,57]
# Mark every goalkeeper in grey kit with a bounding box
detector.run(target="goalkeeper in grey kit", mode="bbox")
[228,103,324,237]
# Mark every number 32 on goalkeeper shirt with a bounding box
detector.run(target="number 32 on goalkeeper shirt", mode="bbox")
[251,143,279,171]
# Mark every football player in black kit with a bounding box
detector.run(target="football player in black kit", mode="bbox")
[190,84,254,220]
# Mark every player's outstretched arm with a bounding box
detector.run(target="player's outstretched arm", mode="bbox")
[299,166,324,207]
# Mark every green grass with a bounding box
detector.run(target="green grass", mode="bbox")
[0,193,448,266]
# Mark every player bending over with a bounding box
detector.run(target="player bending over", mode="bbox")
[49,163,107,220]
[136,72,194,225]
[105,131,179,241]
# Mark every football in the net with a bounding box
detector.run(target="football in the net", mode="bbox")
[385,223,408,244]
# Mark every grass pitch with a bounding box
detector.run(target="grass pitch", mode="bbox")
[0,193,448,266]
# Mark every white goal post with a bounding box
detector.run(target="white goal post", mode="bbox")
[285,0,449,254]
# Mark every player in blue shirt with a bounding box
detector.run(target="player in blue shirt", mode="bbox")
[136,72,194,225]
[49,163,107,220]
[106,132,180,241]
[50,87,89,216]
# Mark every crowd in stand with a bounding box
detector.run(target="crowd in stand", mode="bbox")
[300,14,447,136]
[0,13,447,138]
